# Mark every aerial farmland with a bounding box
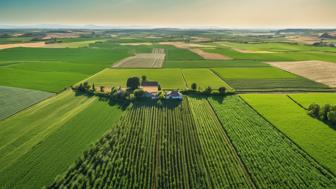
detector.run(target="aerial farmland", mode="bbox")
[1,1,336,188]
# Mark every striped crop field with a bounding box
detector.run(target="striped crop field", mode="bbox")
[241,94,336,175]
[0,90,124,189]
[209,96,336,188]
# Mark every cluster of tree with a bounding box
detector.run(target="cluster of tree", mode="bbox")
[308,103,336,125]
[0,33,11,38]
[190,83,227,96]
[45,38,63,44]
[73,76,159,103]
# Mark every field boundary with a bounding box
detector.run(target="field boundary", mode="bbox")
[239,95,336,178]
[206,97,257,189]
[286,95,308,110]
[0,90,56,121]
[180,71,189,89]
[208,68,235,91]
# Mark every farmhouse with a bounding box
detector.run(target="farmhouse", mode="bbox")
[166,91,183,100]
[141,81,159,94]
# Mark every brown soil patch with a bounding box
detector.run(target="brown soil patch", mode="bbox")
[233,48,275,54]
[219,43,275,54]
[0,42,46,49]
[286,35,320,45]
[189,48,231,60]
[160,42,230,60]
[42,32,84,40]
[267,61,336,87]
[160,42,213,49]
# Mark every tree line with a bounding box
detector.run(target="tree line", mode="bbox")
[308,103,336,126]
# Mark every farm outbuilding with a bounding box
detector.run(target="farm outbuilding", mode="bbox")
[142,81,159,94]
[166,91,183,100]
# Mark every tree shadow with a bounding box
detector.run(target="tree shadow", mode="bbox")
[132,99,182,109]
[73,91,130,111]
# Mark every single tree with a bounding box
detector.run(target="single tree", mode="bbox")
[204,86,212,95]
[83,81,90,90]
[141,75,147,84]
[218,87,226,95]
[100,86,105,93]
[134,89,145,99]
[92,83,96,91]
[327,111,336,124]
[308,103,320,118]
[158,84,162,91]
[191,83,197,91]
[320,104,331,121]
[126,77,140,90]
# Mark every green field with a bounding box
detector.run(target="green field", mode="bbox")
[87,68,233,90]
[209,95,336,188]
[0,90,124,189]
[164,60,268,68]
[182,69,233,91]
[205,41,336,63]
[289,93,336,108]
[0,86,54,120]
[48,99,255,188]
[188,97,254,188]
[0,47,130,92]
[212,67,328,91]
[87,68,186,89]
[241,94,336,175]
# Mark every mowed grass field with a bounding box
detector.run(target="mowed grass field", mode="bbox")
[205,42,336,63]
[212,67,328,91]
[0,47,130,92]
[182,69,233,91]
[289,93,336,108]
[0,86,54,120]
[164,60,268,68]
[241,94,336,175]
[0,90,124,189]
[87,68,232,90]
[87,68,186,89]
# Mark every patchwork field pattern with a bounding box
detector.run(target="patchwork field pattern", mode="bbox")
[0,90,124,189]
[0,48,129,92]
[209,95,336,188]
[268,61,336,87]
[0,86,54,120]
[212,67,329,91]
[241,94,336,175]
[113,48,166,68]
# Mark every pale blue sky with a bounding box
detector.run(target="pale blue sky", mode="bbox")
[1,0,335,28]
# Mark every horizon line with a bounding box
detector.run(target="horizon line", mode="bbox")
[0,24,336,30]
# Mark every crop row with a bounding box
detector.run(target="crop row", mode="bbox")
[208,96,336,188]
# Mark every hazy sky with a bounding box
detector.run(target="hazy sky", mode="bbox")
[1,0,336,28]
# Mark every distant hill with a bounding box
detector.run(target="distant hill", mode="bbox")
[320,32,336,39]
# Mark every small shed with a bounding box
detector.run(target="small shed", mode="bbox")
[166,91,183,100]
